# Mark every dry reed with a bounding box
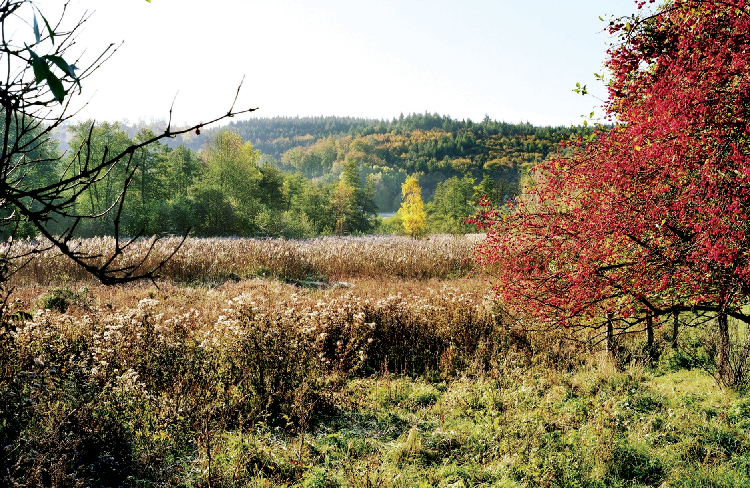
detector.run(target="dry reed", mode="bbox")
[4,234,481,286]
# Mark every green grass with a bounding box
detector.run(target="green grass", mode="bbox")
[154,368,749,487]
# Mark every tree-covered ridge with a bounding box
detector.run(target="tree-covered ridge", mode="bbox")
[212,113,588,169]
[65,114,592,215]
[36,114,594,239]
[203,113,591,211]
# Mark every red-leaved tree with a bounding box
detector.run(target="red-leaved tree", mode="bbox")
[472,0,750,376]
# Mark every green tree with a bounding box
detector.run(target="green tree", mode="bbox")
[292,180,335,234]
[340,160,378,233]
[256,163,287,211]
[132,144,201,235]
[0,114,60,239]
[426,174,475,234]
[194,130,263,235]
[201,130,261,199]
[125,128,171,236]
[65,121,135,237]
[398,175,427,239]
[191,186,239,236]
[154,144,201,200]
[332,180,355,236]
[473,174,498,205]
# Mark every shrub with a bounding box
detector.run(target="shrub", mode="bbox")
[36,286,90,313]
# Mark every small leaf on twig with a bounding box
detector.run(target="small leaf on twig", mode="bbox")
[26,47,66,102]
[33,13,40,44]
[46,55,81,90]
[27,47,48,84]
[40,11,54,44]
[46,72,65,102]
[31,6,55,45]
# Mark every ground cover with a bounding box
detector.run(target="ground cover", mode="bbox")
[1,236,748,487]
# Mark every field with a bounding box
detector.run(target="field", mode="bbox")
[2,235,750,487]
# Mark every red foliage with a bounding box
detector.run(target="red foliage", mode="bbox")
[474,0,750,329]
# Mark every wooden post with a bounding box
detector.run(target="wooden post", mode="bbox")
[606,312,614,357]
[717,311,730,382]
[646,310,656,362]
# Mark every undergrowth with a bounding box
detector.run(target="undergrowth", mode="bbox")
[0,278,748,486]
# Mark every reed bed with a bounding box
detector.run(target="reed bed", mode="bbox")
[4,234,481,286]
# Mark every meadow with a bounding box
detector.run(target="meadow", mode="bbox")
[2,235,749,487]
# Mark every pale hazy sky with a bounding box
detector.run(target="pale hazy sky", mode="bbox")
[36,0,640,127]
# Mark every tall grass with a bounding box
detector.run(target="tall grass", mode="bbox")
[5,235,480,286]
[3,279,749,486]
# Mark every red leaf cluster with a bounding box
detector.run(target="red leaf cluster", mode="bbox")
[475,0,750,329]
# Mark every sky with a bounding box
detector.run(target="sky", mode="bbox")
[36,0,640,128]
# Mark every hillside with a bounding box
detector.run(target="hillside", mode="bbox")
[39,114,595,239]
[188,113,594,209]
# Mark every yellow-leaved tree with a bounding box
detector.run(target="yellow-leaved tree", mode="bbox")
[397,175,427,239]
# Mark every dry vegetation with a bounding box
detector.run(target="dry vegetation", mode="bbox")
[4,235,480,286]
[1,236,749,487]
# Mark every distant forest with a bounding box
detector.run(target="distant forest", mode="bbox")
[41,113,593,238]
[196,113,591,209]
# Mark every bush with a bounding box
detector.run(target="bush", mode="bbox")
[37,286,90,313]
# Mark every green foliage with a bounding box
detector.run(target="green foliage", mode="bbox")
[190,185,245,236]
[0,112,61,239]
[36,286,90,312]
[190,114,594,212]
[378,213,403,234]
[155,144,201,199]
[254,208,316,239]
[333,161,378,235]
[606,441,665,486]
[32,114,595,238]
[25,11,80,104]
[209,113,588,164]
[64,121,141,236]
[426,174,476,234]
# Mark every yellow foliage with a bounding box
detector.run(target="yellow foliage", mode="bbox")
[397,176,427,239]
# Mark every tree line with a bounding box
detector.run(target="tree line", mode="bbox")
[206,114,593,209]
[30,114,592,239]
[20,122,378,239]
[80,114,593,214]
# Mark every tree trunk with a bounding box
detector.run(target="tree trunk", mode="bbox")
[646,310,655,362]
[606,312,614,358]
[717,311,730,382]
[671,310,679,349]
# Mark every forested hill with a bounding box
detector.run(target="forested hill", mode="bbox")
[191,113,587,163]
[44,114,594,236]
[177,113,593,210]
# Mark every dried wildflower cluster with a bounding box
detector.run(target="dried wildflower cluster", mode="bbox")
[6,235,480,286]
[1,277,535,485]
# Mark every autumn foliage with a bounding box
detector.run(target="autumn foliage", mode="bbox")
[398,175,428,239]
[472,0,750,355]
